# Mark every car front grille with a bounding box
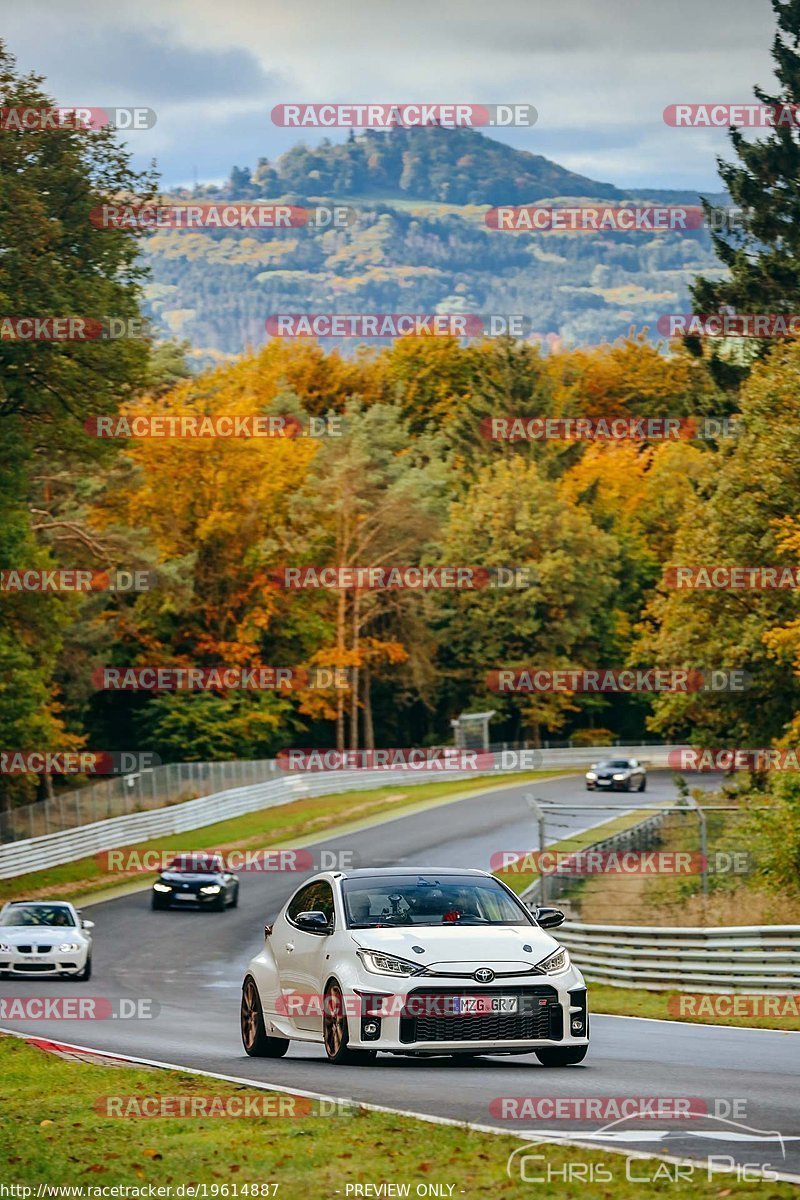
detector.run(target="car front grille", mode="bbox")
[15,945,52,954]
[14,963,55,972]
[399,986,562,1044]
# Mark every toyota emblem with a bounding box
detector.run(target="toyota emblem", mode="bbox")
[474,967,494,983]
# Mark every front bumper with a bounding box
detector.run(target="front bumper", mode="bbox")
[153,887,222,905]
[335,967,589,1054]
[0,945,89,975]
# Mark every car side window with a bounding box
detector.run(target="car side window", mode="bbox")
[286,881,335,927]
[287,884,317,922]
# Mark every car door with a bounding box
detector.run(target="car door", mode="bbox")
[276,881,335,1034]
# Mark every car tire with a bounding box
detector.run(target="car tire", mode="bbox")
[639,777,647,792]
[151,894,168,911]
[230,886,239,909]
[213,893,226,912]
[535,1045,588,1066]
[241,977,290,1057]
[323,981,376,1065]
[74,955,92,982]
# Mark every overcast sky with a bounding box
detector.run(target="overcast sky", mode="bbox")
[2,0,780,191]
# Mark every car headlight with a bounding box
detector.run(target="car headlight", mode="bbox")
[537,946,570,975]
[357,949,424,977]
[58,942,82,953]
[612,773,627,780]
[153,882,172,893]
[200,885,221,894]
[0,943,12,953]
[585,771,597,780]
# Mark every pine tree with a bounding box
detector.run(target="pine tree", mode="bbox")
[692,2,800,328]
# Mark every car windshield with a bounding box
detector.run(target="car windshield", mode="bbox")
[599,760,631,769]
[341,875,532,928]
[0,904,76,927]
[166,854,222,873]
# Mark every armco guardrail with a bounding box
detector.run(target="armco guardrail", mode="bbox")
[0,744,685,880]
[556,922,800,992]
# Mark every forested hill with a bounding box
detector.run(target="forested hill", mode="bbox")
[203,125,723,207]
[225,124,628,205]
[142,125,728,359]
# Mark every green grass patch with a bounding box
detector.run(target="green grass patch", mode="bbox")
[591,983,800,1032]
[1,772,556,905]
[496,809,653,896]
[1,1035,794,1196]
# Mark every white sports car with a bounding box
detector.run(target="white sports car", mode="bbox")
[0,900,94,979]
[240,867,588,1065]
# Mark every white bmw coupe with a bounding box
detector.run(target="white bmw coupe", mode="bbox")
[0,900,94,979]
[240,867,588,1065]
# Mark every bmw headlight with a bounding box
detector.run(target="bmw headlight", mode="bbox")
[585,771,597,780]
[537,946,570,975]
[612,773,627,781]
[200,885,221,894]
[357,949,424,977]
[58,942,82,952]
[153,882,171,893]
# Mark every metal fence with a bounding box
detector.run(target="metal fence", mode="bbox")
[519,797,759,924]
[0,759,282,843]
[0,744,685,877]
[0,741,674,845]
[0,729,666,844]
[554,922,800,992]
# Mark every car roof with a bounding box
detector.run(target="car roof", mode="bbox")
[337,867,489,880]
[3,899,74,907]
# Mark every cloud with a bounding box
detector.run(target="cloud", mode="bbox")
[0,0,780,190]
[5,19,278,103]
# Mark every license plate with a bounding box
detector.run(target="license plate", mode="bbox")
[597,779,611,786]
[453,996,519,1015]
[174,893,195,900]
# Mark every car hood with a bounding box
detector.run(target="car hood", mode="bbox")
[348,924,560,972]
[0,925,85,943]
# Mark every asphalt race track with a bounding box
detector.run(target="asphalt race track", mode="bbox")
[2,769,799,1180]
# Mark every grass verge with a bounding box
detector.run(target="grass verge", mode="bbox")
[590,983,800,1032]
[0,772,556,906]
[1,1035,795,1196]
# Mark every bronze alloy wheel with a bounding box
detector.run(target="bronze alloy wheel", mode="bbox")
[323,981,376,1065]
[240,977,290,1058]
[241,978,260,1051]
[323,982,345,1058]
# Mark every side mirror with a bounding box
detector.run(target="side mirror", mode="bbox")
[534,906,565,929]
[264,923,273,938]
[81,920,95,931]
[295,910,332,934]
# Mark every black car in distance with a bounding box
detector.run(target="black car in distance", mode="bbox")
[151,853,239,911]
